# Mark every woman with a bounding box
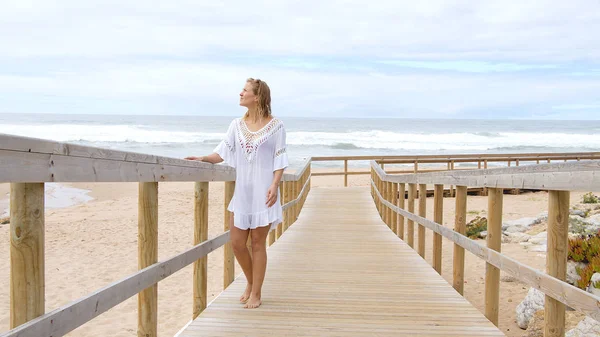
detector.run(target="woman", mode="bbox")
[185,78,288,309]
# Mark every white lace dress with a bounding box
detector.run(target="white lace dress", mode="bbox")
[213,117,289,230]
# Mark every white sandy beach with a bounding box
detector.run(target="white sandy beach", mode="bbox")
[0,172,595,337]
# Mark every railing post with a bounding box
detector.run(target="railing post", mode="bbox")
[453,186,467,295]
[545,190,569,337]
[224,181,235,289]
[398,183,405,240]
[10,183,45,329]
[433,184,443,274]
[383,180,389,227]
[391,183,398,235]
[485,187,503,326]
[193,182,209,319]
[138,182,158,337]
[344,159,348,187]
[414,160,418,173]
[280,181,288,235]
[450,161,455,197]
[418,184,427,258]
[407,184,416,248]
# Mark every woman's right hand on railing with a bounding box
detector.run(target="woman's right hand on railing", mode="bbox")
[184,153,224,164]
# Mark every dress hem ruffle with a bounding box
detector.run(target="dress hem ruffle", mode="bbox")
[227,200,282,230]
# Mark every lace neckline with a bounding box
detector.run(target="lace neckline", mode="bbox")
[236,117,282,162]
[241,117,277,134]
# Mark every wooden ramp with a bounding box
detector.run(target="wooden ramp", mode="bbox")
[178,187,504,337]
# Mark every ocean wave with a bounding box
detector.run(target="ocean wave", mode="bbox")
[2,123,600,153]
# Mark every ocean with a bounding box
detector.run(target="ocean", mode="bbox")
[1,113,600,169]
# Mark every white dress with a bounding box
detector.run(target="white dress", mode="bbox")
[213,117,289,230]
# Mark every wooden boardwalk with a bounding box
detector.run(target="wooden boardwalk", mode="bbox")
[178,187,504,337]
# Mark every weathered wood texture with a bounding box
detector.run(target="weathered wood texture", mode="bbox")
[179,188,504,337]
[372,160,600,191]
[485,188,503,326]
[371,180,600,322]
[138,182,158,337]
[545,190,570,337]
[453,186,467,295]
[10,183,45,329]
[1,232,230,337]
[193,182,209,319]
[223,182,235,289]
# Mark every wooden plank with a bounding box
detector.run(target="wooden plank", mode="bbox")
[309,151,600,162]
[0,232,230,337]
[193,182,209,319]
[485,188,502,326]
[453,186,467,295]
[407,184,416,248]
[545,190,569,337]
[180,188,503,337]
[0,149,235,183]
[433,184,443,274]
[223,182,235,289]
[372,160,600,191]
[10,183,45,328]
[418,184,427,258]
[398,183,405,240]
[372,182,600,322]
[391,183,398,235]
[138,182,158,337]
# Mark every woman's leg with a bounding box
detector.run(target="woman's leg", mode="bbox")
[229,214,253,303]
[245,224,271,309]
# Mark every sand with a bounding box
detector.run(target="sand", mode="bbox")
[0,172,595,337]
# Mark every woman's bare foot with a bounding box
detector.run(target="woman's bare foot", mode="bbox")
[244,295,262,309]
[240,283,252,303]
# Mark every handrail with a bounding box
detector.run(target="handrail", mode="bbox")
[311,152,600,162]
[371,180,600,321]
[0,134,235,183]
[1,134,313,337]
[0,233,230,337]
[371,160,600,191]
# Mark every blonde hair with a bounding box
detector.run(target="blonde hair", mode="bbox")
[244,78,272,119]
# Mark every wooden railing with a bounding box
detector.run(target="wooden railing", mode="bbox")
[0,134,310,337]
[370,159,600,336]
[311,152,600,187]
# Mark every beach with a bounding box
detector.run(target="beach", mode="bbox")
[0,171,595,337]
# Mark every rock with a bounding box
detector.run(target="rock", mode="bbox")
[566,316,600,337]
[568,261,586,285]
[517,288,545,329]
[571,209,587,217]
[525,309,545,337]
[537,211,549,222]
[479,231,487,239]
[505,232,531,243]
[587,273,600,297]
[589,214,600,226]
[569,216,600,236]
[529,232,547,245]
[503,217,541,232]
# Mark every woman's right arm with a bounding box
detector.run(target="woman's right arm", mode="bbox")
[184,153,224,164]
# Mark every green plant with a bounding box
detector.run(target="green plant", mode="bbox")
[569,230,600,289]
[466,216,487,239]
[583,192,599,204]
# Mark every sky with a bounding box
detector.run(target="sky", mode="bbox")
[1,1,599,119]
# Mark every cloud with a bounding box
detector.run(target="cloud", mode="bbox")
[0,1,599,119]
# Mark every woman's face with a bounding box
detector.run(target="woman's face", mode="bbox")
[239,82,257,108]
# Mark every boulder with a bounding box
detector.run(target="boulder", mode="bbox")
[567,261,586,285]
[517,288,545,329]
[503,217,541,233]
[571,209,587,217]
[479,231,487,239]
[529,232,547,245]
[587,273,600,297]
[569,216,600,236]
[505,232,531,243]
[525,310,544,337]
[566,316,600,337]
